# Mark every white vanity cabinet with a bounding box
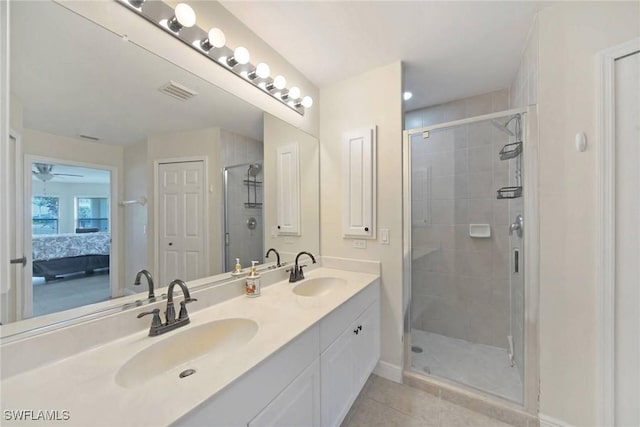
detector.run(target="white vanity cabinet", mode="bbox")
[174,280,380,427]
[249,359,321,427]
[320,302,380,427]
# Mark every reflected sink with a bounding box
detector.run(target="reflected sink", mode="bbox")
[116,318,258,388]
[292,277,346,297]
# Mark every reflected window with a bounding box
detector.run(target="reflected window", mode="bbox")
[76,197,109,232]
[32,196,60,235]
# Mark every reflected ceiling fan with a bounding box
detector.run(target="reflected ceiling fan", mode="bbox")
[32,163,83,182]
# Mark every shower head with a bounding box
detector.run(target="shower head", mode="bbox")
[247,163,262,177]
[491,118,516,137]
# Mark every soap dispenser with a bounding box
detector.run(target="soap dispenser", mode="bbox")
[232,258,243,276]
[245,261,261,297]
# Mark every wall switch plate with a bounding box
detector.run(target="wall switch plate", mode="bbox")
[352,239,367,249]
[271,226,278,237]
[380,228,390,244]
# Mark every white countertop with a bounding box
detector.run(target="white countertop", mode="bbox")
[0,267,379,427]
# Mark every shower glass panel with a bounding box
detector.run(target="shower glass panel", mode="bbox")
[408,113,525,404]
[223,163,264,272]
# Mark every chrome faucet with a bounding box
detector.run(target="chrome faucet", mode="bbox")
[265,248,281,268]
[289,251,316,283]
[134,269,155,301]
[137,279,197,336]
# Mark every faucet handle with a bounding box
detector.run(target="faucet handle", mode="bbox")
[137,309,162,328]
[184,297,198,304]
[178,301,191,321]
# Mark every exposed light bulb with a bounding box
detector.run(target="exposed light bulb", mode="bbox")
[403,91,413,101]
[301,96,313,108]
[167,3,196,32]
[288,86,301,100]
[234,47,250,64]
[273,75,286,90]
[201,27,225,51]
[255,63,270,79]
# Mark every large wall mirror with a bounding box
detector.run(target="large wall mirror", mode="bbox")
[1,0,319,335]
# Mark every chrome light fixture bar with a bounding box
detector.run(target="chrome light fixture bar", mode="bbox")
[117,0,311,115]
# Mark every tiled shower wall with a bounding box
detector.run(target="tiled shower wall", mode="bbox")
[408,90,513,349]
[220,129,263,271]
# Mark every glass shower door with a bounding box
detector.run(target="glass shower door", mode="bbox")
[407,113,525,404]
[223,163,264,272]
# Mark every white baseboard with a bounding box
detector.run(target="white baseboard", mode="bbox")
[373,360,402,383]
[539,414,572,427]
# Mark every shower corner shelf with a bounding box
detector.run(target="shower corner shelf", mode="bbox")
[498,141,523,160]
[496,186,522,200]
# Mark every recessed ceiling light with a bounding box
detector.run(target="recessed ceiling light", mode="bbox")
[403,91,413,101]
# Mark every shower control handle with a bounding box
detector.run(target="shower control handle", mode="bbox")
[509,214,524,238]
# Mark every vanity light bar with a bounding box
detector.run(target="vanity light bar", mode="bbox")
[117,0,312,116]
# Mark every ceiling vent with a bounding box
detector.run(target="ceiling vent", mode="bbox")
[159,80,198,101]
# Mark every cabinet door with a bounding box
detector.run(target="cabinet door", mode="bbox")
[342,127,376,238]
[352,302,381,390]
[250,359,320,427]
[276,143,300,235]
[321,322,358,427]
[321,302,380,427]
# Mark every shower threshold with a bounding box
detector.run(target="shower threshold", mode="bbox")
[410,329,522,403]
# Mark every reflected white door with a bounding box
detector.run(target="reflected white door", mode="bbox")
[157,161,206,286]
[614,51,639,427]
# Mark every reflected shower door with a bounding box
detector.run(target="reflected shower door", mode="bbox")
[223,163,264,272]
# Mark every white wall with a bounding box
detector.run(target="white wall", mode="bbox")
[535,2,640,425]
[123,141,148,292]
[31,181,110,234]
[320,61,404,373]
[58,0,319,138]
[263,113,320,261]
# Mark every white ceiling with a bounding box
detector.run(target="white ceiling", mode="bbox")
[11,1,264,146]
[221,1,552,110]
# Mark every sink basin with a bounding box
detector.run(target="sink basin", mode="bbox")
[292,277,346,297]
[116,318,258,388]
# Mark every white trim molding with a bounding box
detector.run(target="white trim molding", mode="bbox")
[0,0,10,321]
[597,37,640,427]
[539,413,573,427]
[374,360,403,383]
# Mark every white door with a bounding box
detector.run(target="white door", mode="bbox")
[157,161,206,286]
[614,50,639,427]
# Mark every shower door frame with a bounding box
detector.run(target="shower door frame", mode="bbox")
[402,106,539,414]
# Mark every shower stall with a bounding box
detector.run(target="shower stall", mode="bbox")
[223,163,264,272]
[403,108,536,408]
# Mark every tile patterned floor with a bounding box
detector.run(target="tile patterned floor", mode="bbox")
[342,375,515,427]
[410,329,522,403]
[32,271,110,316]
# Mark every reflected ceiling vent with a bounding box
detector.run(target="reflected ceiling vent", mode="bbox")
[159,80,198,101]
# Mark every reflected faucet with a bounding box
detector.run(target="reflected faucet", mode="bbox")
[134,269,155,301]
[137,279,197,336]
[265,248,281,268]
[289,251,317,283]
